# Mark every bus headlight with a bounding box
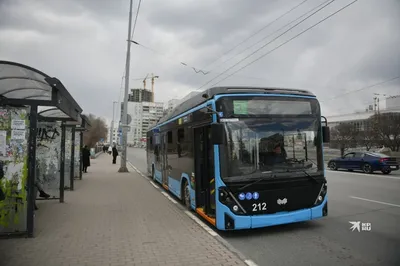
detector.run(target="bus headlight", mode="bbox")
[314,183,327,206]
[218,187,245,215]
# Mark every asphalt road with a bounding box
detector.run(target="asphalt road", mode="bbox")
[127,147,400,266]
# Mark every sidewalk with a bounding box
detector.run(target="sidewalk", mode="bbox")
[0,154,246,266]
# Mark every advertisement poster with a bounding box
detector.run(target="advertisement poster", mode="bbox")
[11,130,26,140]
[0,131,6,157]
[11,120,26,130]
[0,107,29,233]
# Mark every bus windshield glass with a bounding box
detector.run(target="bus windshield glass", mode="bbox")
[219,116,323,182]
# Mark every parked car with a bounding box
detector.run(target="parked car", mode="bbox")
[328,152,399,174]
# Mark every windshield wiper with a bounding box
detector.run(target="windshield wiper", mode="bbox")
[238,171,276,191]
[299,170,319,183]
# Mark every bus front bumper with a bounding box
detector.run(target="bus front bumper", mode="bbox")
[216,197,328,230]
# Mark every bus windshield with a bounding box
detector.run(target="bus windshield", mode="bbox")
[219,117,323,182]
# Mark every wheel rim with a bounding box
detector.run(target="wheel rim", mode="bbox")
[363,164,371,173]
[330,162,336,170]
[184,184,190,207]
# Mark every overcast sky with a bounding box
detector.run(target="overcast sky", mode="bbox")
[0,0,399,125]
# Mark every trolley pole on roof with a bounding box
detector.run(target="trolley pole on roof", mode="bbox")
[118,0,134,173]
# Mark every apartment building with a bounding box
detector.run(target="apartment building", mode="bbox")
[121,101,164,145]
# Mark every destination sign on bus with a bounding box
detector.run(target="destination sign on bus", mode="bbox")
[230,99,314,115]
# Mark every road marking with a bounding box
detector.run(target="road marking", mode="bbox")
[327,170,400,180]
[350,196,400,208]
[149,180,159,188]
[244,260,259,266]
[184,210,218,237]
[161,191,178,204]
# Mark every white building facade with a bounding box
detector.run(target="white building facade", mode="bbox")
[326,95,400,130]
[124,101,164,145]
[167,99,180,112]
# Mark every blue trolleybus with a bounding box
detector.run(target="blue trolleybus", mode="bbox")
[146,87,330,230]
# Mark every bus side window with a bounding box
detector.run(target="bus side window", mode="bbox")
[177,128,185,157]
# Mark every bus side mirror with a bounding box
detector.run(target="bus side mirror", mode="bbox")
[322,126,330,143]
[211,124,224,145]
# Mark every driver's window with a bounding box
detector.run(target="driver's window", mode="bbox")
[344,153,354,158]
[354,152,363,158]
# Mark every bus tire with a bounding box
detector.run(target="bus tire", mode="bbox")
[182,180,191,210]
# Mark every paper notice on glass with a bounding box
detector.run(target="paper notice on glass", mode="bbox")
[11,119,26,130]
[0,131,6,157]
[11,129,26,140]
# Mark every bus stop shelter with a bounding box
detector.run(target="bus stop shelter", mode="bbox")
[0,60,82,238]
[63,113,91,190]
[36,108,83,202]
[74,114,91,180]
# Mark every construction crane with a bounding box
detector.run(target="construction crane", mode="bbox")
[143,73,159,102]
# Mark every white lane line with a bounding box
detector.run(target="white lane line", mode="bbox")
[184,210,218,237]
[149,180,158,188]
[350,196,400,208]
[161,191,178,204]
[327,170,400,180]
[244,260,259,266]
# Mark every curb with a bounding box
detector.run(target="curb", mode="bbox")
[126,161,258,266]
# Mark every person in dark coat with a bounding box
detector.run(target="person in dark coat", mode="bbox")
[82,145,91,172]
[112,145,118,164]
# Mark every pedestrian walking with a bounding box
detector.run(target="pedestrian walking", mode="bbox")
[82,145,91,173]
[108,146,112,155]
[112,145,118,164]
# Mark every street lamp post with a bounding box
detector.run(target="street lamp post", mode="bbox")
[110,101,117,144]
[118,0,134,173]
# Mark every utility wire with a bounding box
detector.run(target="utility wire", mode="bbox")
[130,0,142,40]
[181,0,310,84]
[320,75,400,102]
[203,0,359,90]
[118,0,142,111]
[196,0,310,73]
[131,40,210,75]
[131,40,273,80]
[196,0,338,91]
[208,0,333,73]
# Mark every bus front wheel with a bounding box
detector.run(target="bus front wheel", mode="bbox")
[182,180,191,210]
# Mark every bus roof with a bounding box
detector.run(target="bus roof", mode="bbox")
[151,86,316,130]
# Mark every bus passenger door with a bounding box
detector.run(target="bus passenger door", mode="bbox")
[161,133,169,188]
[194,125,215,218]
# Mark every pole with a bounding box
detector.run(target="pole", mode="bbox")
[110,101,117,144]
[119,0,133,173]
[27,105,38,237]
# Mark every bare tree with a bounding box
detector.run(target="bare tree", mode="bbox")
[369,113,400,151]
[83,114,108,148]
[355,119,376,151]
[330,123,358,156]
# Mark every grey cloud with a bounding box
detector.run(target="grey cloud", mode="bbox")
[0,0,399,122]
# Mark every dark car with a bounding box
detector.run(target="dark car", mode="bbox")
[328,152,399,174]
